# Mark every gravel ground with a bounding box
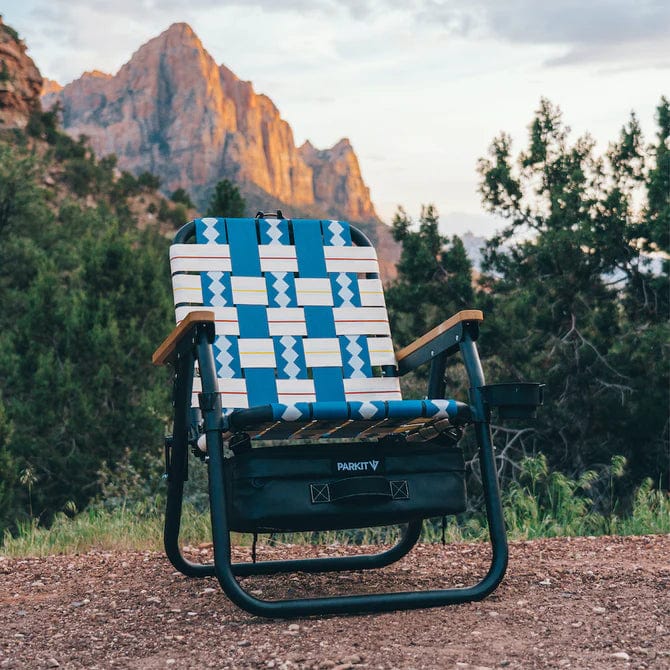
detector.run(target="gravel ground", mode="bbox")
[1,534,669,669]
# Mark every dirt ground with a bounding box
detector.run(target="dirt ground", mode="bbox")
[0,534,668,670]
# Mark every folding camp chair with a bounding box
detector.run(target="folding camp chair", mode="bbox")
[152,212,542,617]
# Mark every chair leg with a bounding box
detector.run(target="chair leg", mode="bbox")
[459,329,509,585]
[165,475,216,577]
[164,346,214,578]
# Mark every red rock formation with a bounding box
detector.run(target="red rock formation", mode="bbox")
[41,77,63,97]
[0,17,42,130]
[299,138,377,223]
[43,23,380,224]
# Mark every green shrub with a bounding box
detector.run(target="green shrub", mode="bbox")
[26,107,60,144]
[0,138,173,537]
[170,187,194,208]
[137,171,161,191]
[113,171,141,199]
[54,133,87,161]
[617,478,670,535]
[158,199,187,227]
[0,59,10,82]
[63,157,98,196]
[1,23,20,43]
[206,178,245,217]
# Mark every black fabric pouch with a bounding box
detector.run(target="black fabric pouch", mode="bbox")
[223,442,466,532]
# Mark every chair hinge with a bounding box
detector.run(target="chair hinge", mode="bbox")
[199,392,222,432]
[198,392,218,412]
[164,435,173,480]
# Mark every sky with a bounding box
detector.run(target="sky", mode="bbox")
[3,0,669,235]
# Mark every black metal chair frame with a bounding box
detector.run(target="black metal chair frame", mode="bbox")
[153,219,537,618]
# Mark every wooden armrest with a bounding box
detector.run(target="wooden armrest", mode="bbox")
[152,310,215,366]
[395,309,483,375]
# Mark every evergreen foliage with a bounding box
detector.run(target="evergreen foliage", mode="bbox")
[113,171,142,199]
[383,99,667,508]
[170,187,194,209]
[158,198,188,228]
[206,179,246,217]
[0,133,173,535]
[386,205,474,350]
[476,97,669,491]
[0,22,20,43]
[26,106,61,145]
[0,59,10,82]
[137,172,161,191]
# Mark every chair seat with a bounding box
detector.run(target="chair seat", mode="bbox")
[226,398,471,442]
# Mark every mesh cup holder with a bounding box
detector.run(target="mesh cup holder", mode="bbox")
[478,382,544,420]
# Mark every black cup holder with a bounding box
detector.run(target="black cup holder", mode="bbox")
[478,382,545,420]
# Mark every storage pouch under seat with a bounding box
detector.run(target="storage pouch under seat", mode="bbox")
[223,443,466,533]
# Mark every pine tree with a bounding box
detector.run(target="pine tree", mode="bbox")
[477,98,669,489]
[0,138,174,533]
[386,205,474,349]
[206,179,246,217]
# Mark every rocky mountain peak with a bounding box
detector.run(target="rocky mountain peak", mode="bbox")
[298,136,376,223]
[161,21,199,44]
[41,77,63,96]
[0,16,42,130]
[121,22,203,63]
[81,70,112,80]
[42,23,380,224]
[331,137,352,151]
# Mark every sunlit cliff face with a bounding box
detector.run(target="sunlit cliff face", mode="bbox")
[0,16,43,130]
[40,22,379,225]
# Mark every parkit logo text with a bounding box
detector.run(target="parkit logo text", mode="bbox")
[336,460,380,472]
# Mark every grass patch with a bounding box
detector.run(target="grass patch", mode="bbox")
[2,456,668,558]
[615,478,670,535]
[1,499,210,558]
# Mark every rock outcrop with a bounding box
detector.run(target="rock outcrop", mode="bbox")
[0,17,42,130]
[42,23,380,223]
[299,139,377,223]
[41,77,62,97]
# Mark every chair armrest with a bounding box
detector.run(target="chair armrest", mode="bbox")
[395,310,483,375]
[152,310,215,366]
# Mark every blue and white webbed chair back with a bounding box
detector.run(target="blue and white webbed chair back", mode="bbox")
[170,216,460,441]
